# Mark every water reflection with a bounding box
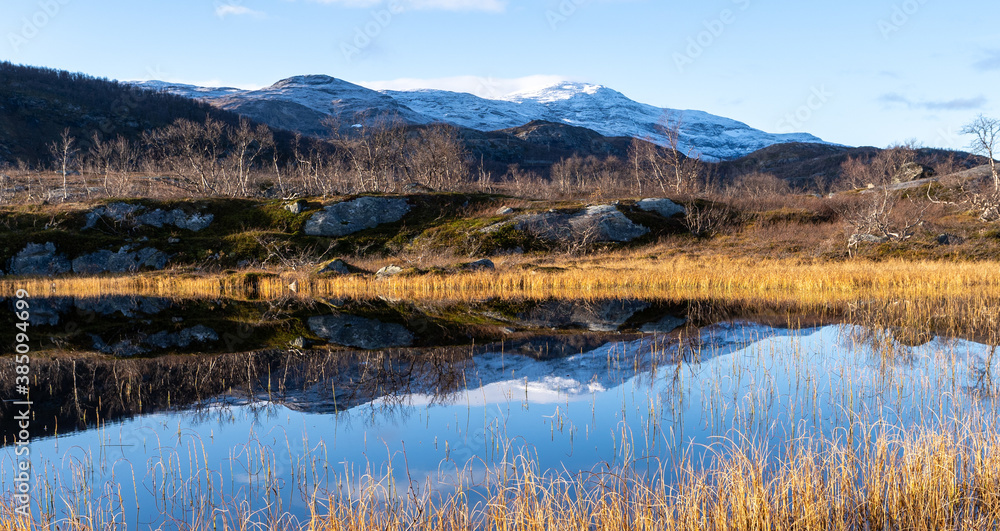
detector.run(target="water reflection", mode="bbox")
[2,316,997,528]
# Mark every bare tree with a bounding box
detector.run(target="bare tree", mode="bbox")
[626,113,705,196]
[326,111,407,193]
[405,123,469,191]
[48,128,78,200]
[961,114,1000,191]
[960,115,1000,222]
[88,132,114,197]
[228,118,274,196]
[658,112,705,194]
[150,117,226,194]
[838,144,926,253]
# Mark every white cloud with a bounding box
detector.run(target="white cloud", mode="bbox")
[359,75,572,99]
[215,5,267,18]
[309,0,506,13]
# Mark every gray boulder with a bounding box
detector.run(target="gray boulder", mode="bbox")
[461,259,495,272]
[496,206,515,216]
[284,199,310,215]
[375,265,404,278]
[137,209,214,231]
[893,162,935,183]
[936,233,965,246]
[71,247,169,275]
[516,205,649,244]
[308,314,414,350]
[637,198,686,218]
[83,202,143,229]
[84,202,213,232]
[9,242,71,276]
[318,258,353,275]
[305,197,411,237]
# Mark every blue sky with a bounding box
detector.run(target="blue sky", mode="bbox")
[3,0,999,149]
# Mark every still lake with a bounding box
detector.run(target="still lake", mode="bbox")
[1,296,997,527]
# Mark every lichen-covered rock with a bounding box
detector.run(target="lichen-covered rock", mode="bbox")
[515,205,649,244]
[284,199,309,214]
[375,265,404,278]
[71,247,169,275]
[318,258,353,275]
[637,198,686,218]
[460,259,495,272]
[305,197,411,237]
[308,314,414,350]
[8,242,71,276]
[83,202,143,229]
[893,162,935,183]
[83,202,213,232]
[137,209,214,231]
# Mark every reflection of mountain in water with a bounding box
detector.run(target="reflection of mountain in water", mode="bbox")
[276,321,808,414]
[4,293,994,443]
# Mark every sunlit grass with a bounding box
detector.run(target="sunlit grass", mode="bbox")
[3,256,1000,305]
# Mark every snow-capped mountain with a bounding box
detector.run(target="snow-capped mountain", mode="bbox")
[135,76,828,161]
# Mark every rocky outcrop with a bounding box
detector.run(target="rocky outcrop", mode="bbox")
[637,198,685,218]
[8,242,71,276]
[71,247,169,275]
[305,197,410,237]
[515,205,649,244]
[137,209,214,231]
[308,314,414,350]
[284,199,310,214]
[375,265,405,278]
[893,162,935,183]
[460,259,495,272]
[83,202,214,231]
[318,258,353,275]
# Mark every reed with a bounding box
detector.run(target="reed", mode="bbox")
[3,257,1000,305]
[307,424,1000,531]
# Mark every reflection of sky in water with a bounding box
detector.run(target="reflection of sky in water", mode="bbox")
[2,323,997,527]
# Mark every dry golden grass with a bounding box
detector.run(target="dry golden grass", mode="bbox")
[7,425,996,530]
[308,424,1000,531]
[4,255,1000,306]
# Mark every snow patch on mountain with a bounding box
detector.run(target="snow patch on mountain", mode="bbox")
[136,76,830,161]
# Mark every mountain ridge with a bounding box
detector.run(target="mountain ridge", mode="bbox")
[134,75,831,161]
